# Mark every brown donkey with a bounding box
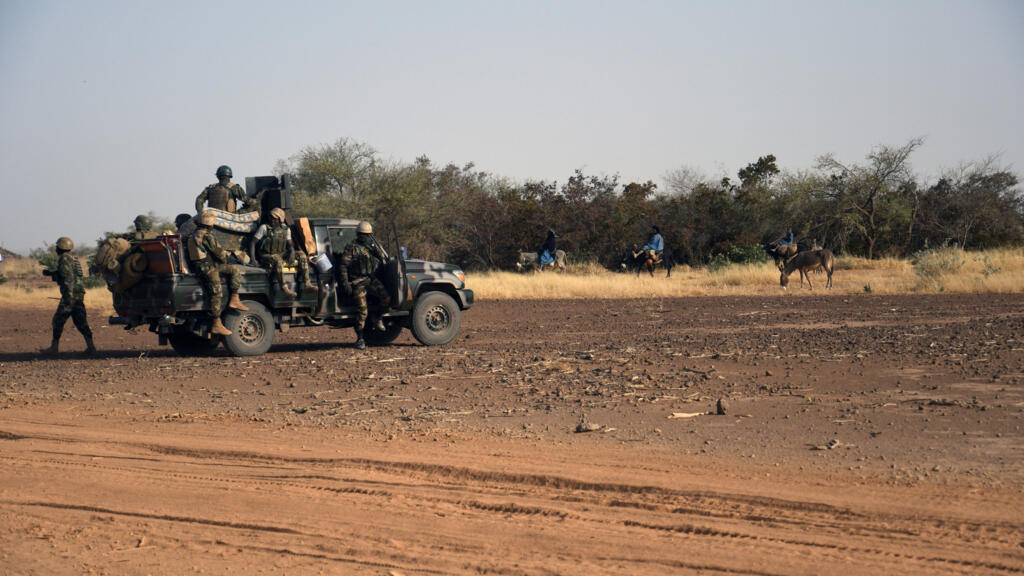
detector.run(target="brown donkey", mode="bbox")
[780,249,834,289]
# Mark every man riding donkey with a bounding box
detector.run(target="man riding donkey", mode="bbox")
[633,225,664,264]
[537,229,558,268]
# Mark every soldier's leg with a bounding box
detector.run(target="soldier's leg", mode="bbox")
[353,285,368,349]
[367,278,391,332]
[42,304,71,354]
[71,301,96,354]
[294,251,310,286]
[203,266,224,317]
[200,266,231,336]
[222,265,248,310]
[270,255,295,298]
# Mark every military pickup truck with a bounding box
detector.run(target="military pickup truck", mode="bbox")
[109,210,474,357]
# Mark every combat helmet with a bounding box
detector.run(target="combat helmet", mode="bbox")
[199,210,218,227]
[56,237,74,251]
[134,214,152,230]
[356,221,373,234]
[269,207,286,222]
[215,165,233,179]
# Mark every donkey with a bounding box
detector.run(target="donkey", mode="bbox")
[621,245,674,278]
[517,249,566,272]
[764,241,814,270]
[780,249,834,290]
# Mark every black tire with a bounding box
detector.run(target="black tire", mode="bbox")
[167,333,220,356]
[410,291,461,346]
[222,300,276,356]
[364,319,403,346]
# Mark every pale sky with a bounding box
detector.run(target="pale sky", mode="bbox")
[1,0,1022,254]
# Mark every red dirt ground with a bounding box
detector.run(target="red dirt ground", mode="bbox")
[1,294,1022,575]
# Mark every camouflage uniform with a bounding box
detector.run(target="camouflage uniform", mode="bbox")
[44,251,94,354]
[195,182,247,213]
[252,221,310,294]
[188,227,242,318]
[339,236,391,336]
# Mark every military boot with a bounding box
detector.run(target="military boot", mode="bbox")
[354,330,366,350]
[281,284,297,299]
[84,336,97,355]
[211,318,232,336]
[227,293,249,311]
[40,340,59,356]
[372,315,386,333]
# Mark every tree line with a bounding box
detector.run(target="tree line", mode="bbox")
[275,137,1022,271]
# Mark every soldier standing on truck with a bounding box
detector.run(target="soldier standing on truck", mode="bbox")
[339,221,391,350]
[188,210,249,336]
[195,165,248,214]
[40,237,96,356]
[248,207,311,300]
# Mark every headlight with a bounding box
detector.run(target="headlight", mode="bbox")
[455,271,466,285]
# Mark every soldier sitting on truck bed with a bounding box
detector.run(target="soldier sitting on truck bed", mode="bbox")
[188,210,249,336]
[122,214,159,241]
[339,221,391,350]
[248,207,311,300]
[195,165,249,214]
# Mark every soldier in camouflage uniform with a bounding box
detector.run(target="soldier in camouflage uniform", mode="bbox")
[123,214,159,241]
[248,207,310,300]
[339,221,391,350]
[188,211,249,336]
[195,165,248,213]
[40,237,96,355]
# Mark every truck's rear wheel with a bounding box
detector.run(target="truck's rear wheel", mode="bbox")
[168,333,220,356]
[364,319,403,346]
[222,300,275,356]
[410,292,460,346]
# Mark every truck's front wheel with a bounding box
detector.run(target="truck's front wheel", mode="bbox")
[222,300,275,356]
[410,291,461,346]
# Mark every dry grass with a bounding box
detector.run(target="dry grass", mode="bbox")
[2,249,1021,309]
[1,256,114,313]
[469,247,1024,300]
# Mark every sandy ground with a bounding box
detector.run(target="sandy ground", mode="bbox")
[1,294,1023,575]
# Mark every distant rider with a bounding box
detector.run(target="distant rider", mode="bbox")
[187,210,249,336]
[339,221,391,350]
[40,237,96,355]
[538,229,557,267]
[641,225,664,259]
[777,228,795,246]
[195,165,248,214]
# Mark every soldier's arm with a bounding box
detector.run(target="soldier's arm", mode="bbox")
[285,230,295,264]
[195,189,208,213]
[56,254,75,289]
[204,234,228,263]
[233,185,248,210]
[249,225,265,266]
[338,246,352,286]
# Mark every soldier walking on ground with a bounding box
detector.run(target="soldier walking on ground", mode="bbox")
[187,210,248,336]
[339,221,391,350]
[248,207,310,299]
[40,237,95,355]
[195,165,248,213]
